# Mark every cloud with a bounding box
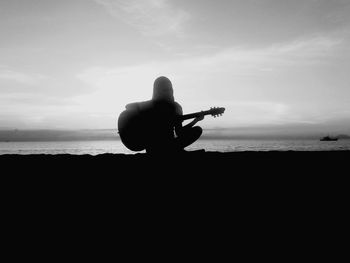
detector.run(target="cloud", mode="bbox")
[94,0,190,37]
[71,34,346,118]
[1,34,343,129]
[77,35,343,87]
[202,35,343,73]
[0,69,47,85]
[0,67,97,129]
[0,67,94,98]
[274,36,343,60]
[74,34,345,127]
[227,101,290,125]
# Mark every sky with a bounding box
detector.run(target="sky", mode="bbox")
[1,0,350,134]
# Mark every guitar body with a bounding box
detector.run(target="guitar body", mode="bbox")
[118,109,147,151]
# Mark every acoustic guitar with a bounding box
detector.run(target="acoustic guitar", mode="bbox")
[118,107,225,151]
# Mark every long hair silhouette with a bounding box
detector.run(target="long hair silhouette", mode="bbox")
[152,76,174,102]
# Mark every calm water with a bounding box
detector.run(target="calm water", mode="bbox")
[1,139,349,155]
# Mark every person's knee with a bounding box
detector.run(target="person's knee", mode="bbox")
[193,126,202,136]
[191,126,202,140]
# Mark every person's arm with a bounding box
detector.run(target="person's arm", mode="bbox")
[175,105,204,136]
[183,115,204,129]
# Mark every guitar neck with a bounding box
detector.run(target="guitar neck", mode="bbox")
[181,110,211,121]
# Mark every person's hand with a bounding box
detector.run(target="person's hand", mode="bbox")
[195,114,204,122]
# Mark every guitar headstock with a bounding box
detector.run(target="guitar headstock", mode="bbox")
[209,107,225,118]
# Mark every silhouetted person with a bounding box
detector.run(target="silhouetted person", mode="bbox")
[124,76,203,154]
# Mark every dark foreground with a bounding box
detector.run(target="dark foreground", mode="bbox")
[1,150,348,189]
[1,150,349,171]
[2,150,348,206]
[1,151,348,255]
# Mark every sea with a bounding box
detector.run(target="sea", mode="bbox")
[1,139,350,155]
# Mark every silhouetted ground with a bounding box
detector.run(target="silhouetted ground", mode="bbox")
[1,151,348,254]
[2,151,348,215]
[2,150,348,207]
[1,150,348,187]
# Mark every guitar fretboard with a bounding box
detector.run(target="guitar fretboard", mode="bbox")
[180,110,213,121]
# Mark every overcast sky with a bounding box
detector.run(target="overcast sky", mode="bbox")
[1,0,350,132]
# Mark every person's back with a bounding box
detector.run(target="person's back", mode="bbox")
[144,77,181,153]
[119,76,203,154]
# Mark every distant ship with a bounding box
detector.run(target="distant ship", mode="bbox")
[320,135,338,141]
